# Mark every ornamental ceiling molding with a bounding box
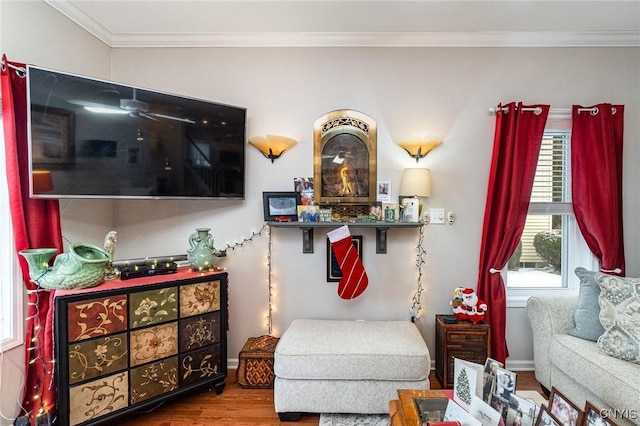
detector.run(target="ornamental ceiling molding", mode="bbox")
[46,1,640,48]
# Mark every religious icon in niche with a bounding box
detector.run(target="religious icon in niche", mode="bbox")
[313,110,377,205]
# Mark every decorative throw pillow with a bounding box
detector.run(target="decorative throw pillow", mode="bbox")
[594,272,640,364]
[569,267,605,341]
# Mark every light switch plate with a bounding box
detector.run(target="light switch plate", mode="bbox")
[430,208,445,224]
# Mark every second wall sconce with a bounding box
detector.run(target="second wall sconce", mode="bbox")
[395,135,442,162]
[248,135,297,162]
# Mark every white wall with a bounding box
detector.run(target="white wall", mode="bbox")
[1,1,639,424]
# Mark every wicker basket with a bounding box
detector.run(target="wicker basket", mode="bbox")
[237,335,279,389]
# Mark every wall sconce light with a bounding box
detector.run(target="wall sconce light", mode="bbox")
[248,135,297,163]
[400,168,431,219]
[395,135,442,162]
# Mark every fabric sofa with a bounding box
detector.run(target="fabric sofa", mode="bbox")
[526,294,640,426]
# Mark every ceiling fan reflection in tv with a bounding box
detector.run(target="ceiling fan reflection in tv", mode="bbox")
[71,88,195,124]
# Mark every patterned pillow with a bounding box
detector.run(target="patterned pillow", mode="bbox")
[569,267,605,341]
[594,273,640,364]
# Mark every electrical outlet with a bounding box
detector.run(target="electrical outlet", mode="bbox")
[447,211,455,225]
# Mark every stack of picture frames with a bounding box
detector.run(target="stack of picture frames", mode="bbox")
[538,388,621,426]
[451,358,622,426]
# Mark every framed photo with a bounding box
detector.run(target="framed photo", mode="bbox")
[582,401,618,426]
[377,181,391,203]
[326,235,363,282]
[383,203,399,222]
[549,388,583,426]
[262,191,301,221]
[400,196,420,222]
[30,106,75,164]
[297,204,318,222]
[536,405,562,426]
[494,367,517,400]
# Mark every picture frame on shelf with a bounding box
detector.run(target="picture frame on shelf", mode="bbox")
[402,197,420,223]
[262,191,301,221]
[326,235,363,282]
[297,204,318,222]
[549,388,583,426]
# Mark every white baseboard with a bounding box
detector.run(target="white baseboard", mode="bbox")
[228,358,534,373]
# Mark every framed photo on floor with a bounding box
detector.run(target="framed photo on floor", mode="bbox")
[549,388,583,426]
[326,235,362,282]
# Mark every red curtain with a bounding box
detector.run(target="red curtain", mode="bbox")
[477,102,549,364]
[2,55,62,423]
[572,104,625,275]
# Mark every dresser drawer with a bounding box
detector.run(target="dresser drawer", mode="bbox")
[68,332,128,384]
[67,295,128,342]
[130,322,179,367]
[447,331,489,346]
[130,356,179,404]
[180,280,221,317]
[179,311,222,351]
[180,344,222,387]
[129,286,178,329]
[69,371,128,426]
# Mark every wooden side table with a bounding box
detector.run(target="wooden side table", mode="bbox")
[435,314,490,388]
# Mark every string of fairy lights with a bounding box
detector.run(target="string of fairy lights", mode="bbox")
[24,282,55,425]
[410,224,427,322]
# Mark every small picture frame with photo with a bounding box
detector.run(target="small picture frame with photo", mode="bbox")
[536,405,563,426]
[549,388,583,426]
[494,367,517,401]
[297,204,318,222]
[383,203,399,222]
[582,401,618,426]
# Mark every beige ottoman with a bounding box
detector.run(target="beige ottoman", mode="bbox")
[274,319,431,421]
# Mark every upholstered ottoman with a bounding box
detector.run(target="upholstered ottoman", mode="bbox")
[274,319,430,420]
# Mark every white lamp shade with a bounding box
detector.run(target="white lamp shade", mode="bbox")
[400,168,431,197]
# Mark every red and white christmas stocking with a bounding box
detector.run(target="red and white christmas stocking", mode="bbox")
[327,225,368,299]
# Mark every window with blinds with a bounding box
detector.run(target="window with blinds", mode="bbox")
[508,129,577,290]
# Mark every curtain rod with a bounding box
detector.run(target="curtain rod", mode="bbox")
[488,106,616,116]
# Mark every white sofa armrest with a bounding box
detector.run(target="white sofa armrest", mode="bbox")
[525,294,579,391]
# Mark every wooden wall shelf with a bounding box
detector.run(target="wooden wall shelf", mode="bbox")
[268,221,423,254]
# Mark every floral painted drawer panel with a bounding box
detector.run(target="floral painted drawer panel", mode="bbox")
[180,344,222,387]
[130,322,178,367]
[179,280,220,318]
[67,295,128,342]
[130,356,179,405]
[69,371,128,426]
[179,311,221,351]
[129,286,178,329]
[68,332,128,385]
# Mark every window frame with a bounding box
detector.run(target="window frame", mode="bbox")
[0,104,25,351]
[505,128,598,307]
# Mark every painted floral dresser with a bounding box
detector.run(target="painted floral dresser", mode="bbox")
[54,269,228,426]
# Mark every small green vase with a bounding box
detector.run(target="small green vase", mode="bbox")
[187,228,217,271]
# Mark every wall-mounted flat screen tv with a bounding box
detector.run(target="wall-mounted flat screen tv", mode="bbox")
[27,65,246,199]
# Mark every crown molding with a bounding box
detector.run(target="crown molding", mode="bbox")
[46,0,640,48]
[109,31,640,48]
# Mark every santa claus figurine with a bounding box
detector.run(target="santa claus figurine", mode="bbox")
[460,287,487,323]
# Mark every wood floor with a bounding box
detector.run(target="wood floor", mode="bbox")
[117,369,542,426]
